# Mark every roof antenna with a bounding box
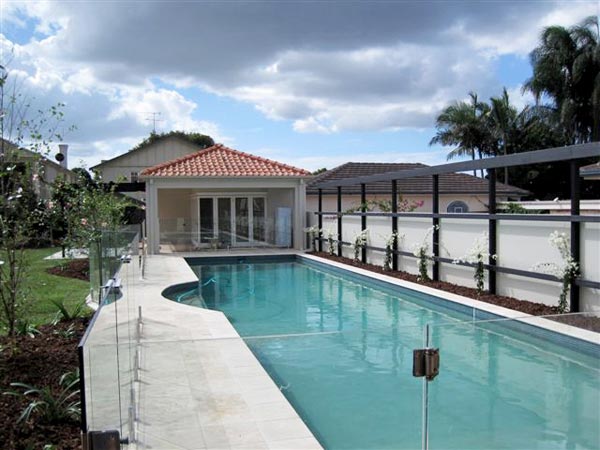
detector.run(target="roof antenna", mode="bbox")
[143,112,164,133]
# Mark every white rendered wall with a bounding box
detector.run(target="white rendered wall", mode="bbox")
[310,213,599,312]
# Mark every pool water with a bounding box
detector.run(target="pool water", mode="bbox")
[172,259,599,449]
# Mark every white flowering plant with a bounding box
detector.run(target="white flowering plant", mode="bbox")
[412,226,439,282]
[453,232,497,294]
[325,228,337,256]
[532,231,579,312]
[352,229,369,262]
[383,231,404,271]
[304,225,321,251]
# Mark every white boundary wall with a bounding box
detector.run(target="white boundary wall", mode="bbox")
[311,214,600,312]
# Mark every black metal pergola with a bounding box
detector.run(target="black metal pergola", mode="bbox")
[312,143,600,312]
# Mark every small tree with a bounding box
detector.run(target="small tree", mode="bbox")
[0,63,68,335]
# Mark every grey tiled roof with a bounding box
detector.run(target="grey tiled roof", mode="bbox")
[307,162,530,196]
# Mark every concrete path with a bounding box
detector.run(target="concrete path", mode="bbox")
[134,254,322,450]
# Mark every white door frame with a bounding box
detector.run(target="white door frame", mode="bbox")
[196,194,266,247]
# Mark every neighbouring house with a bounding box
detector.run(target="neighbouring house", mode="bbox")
[580,162,600,180]
[91,133,213,200]
[499,199,600,215]
[306,162,529,214]
[0,138,77,200]
[140,144,312,254]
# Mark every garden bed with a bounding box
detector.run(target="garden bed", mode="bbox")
[46,258,90,282]
[0,318,87,450]
[310,252,600,332]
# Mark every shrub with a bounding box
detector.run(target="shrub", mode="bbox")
[4,370,80,424]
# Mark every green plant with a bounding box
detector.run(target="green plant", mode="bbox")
[352,229,369,262]
[304,225,321,251]
[4,370,81,424]
[453,233,497,295]
[532,231,580,312]
[326,229,337,256]
[383,231,403,271]
[54,323,76,338]
[14,319,40,338]
[51,299,88,322]
[412,226,438,282]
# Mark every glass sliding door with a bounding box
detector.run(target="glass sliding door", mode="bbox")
[235,197,250,243]
[198,198,214,243]
[217,198,232,247]
[252,197,266,242]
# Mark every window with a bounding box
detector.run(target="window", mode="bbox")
[131,172,138,182]
[447,201,469,213]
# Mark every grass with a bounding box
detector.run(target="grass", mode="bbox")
[20,248,90,326]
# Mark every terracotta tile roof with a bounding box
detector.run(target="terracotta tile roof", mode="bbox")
[140,144,311,178]
[307,162,530,196]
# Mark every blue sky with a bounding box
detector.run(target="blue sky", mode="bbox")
[0,1,597,171]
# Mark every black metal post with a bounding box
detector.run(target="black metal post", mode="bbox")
[570,160,580,312]
[337,186,343,257]
[391,180,398,271]
[361,183,367,263]
[488,168,497,295]
[432,175,440,281]
[318,189,323,252]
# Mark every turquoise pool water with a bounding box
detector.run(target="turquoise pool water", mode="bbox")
[170,258,599,449]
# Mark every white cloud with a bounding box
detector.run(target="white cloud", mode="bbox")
[0,0,595,168]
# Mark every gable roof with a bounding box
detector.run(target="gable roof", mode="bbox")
[307,162,530,196]
[140,144,311,178]
[1,138,74,177]
[91,134,202,170]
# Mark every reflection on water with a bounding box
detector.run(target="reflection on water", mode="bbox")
[178,261,600,450]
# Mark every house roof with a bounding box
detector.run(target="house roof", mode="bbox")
[91,134,205,170]
[1,138,74,177]
[307,162,530,196]
[140,144,311,178]
[580,162,600,177]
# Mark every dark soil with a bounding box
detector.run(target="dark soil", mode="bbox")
[0,318,87,450]
[310,252,600,332]
[47,259,89,281]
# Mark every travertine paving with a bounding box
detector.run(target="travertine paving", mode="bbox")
[135,254,322,450]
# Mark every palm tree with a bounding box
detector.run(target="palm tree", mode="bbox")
[489,88,516,183]
[430,92,493,177]
[525,15,600,143]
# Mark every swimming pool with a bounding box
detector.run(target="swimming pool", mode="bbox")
[165,256,600,449]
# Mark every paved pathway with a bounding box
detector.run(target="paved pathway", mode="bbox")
[134,254,322,450]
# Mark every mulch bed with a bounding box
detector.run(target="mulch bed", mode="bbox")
[310,252,600,332]
[47,259,90,281]
[0,318,88,450]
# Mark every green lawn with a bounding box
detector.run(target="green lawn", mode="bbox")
[22,247,91,325]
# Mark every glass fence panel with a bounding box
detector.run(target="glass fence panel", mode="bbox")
[156,226,293,253]
[80,228,141,444]
[423,312,600,450]
[83,285,124,435]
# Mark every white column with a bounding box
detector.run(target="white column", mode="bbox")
[146,180,160,254]
[294,180,307,250]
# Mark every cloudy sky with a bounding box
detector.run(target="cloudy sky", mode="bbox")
[0,1,597,171]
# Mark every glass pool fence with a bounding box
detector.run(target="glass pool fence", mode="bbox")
[420,311,599,450]
[79,227,144,448]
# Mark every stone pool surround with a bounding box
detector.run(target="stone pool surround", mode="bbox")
[135,254,322,450]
